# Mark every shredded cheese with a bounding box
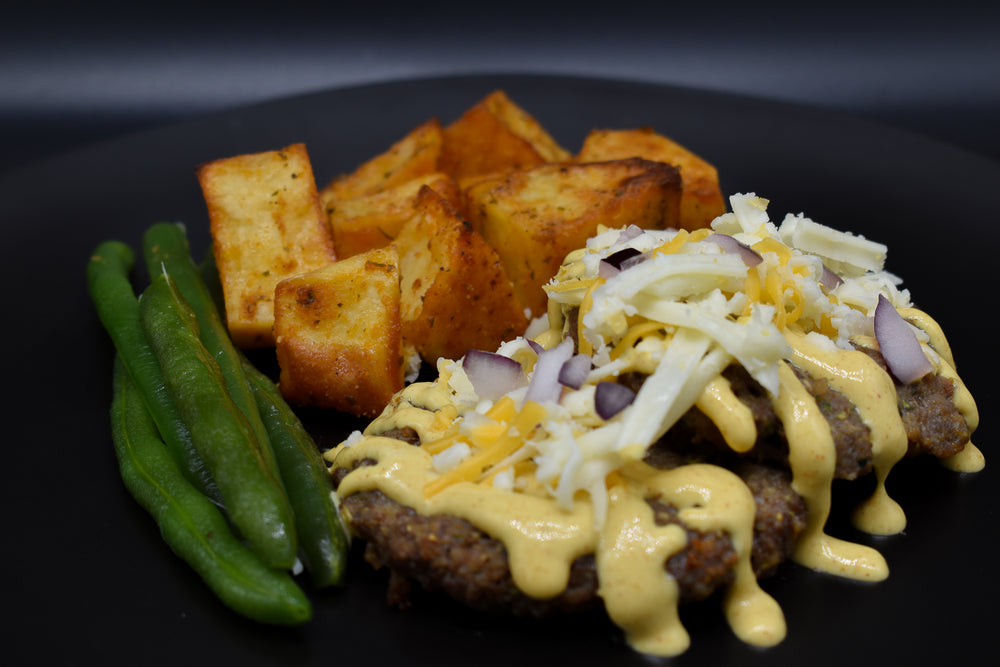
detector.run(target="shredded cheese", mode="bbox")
[405,193,924,522]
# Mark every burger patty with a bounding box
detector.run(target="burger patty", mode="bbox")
[334,450,806,615]
[333,350,967,616]
[854,346,970,458]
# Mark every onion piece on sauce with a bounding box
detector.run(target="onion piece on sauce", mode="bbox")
[594,381,636,420]
[463,349,528,400]
[873,294,934,384]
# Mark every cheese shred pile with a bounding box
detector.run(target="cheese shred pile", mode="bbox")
[380,194,919,523]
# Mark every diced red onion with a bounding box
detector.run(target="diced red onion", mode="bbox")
[598,260,620,279]
[463,349,528,400]
[603,247,643,270]
[594,381,636,420]
[618,251,646,271]
[706,233,763,267]
[820,265,843,291]
[599,247,645,278]
[873,294,934,384]
[525,339,574,404]
[558,353,592,390]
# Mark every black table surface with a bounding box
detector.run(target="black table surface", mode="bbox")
[3,0,999,175]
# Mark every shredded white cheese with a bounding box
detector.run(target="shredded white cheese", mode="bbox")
[427,193,913,524]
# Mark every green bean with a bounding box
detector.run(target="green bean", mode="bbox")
[142,222,281,477]
[138,271,298,570]
[243,359,350,588]
[110,356,311,625]
[149,225,348,585]
[86,240,221,505]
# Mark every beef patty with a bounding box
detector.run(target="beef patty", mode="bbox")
[331,350,968,616]
[334,444,806,615]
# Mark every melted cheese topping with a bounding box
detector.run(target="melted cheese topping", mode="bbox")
[326,194,980,657]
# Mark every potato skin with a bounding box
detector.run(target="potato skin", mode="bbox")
[395,186,528,363]
[273,246,404,417]
[464,158,683,317]
[198,143,336,348]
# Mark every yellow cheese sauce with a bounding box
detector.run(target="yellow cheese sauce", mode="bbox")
[326,209,981,658]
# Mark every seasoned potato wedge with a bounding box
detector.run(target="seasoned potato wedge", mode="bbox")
[394,186,528,363]
[576,128,725,230]
[465,158,683,316]
[439,90,571,188]
[198,143,336,348]
[324,172,461,259]
[320,118,443,203]
[272,245,404,417]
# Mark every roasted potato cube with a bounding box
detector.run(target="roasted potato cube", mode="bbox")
[576,128,726,230]
[480,89,571,163]
[324,172,461,258]
[439,90,571,187]
[394,186,528,363]
[465,158,682,316]
[320,118,443,203]
[273,245,404,417]
[198,143,336,348]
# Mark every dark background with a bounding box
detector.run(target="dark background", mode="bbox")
[3,0,998,175]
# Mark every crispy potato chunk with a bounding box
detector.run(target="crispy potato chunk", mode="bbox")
[395,186,528,363]
[320,118,443,203]
[465,158,682,316]
[198,143,336,348]
[272,246,404,417]
[439,90,571,188]
[324,172,461,259]
[576,128,726,230]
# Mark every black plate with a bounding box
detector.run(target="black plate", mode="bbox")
[5,74,996,666]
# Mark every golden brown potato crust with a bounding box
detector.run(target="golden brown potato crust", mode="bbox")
[273,245,404,416]
[320,118,444,202]
[576,127,726,231]
[395,186,528,363]
[439,90,571,188]
[464,158,683,316]
[324,172,462,259]
[198,143,336,348]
